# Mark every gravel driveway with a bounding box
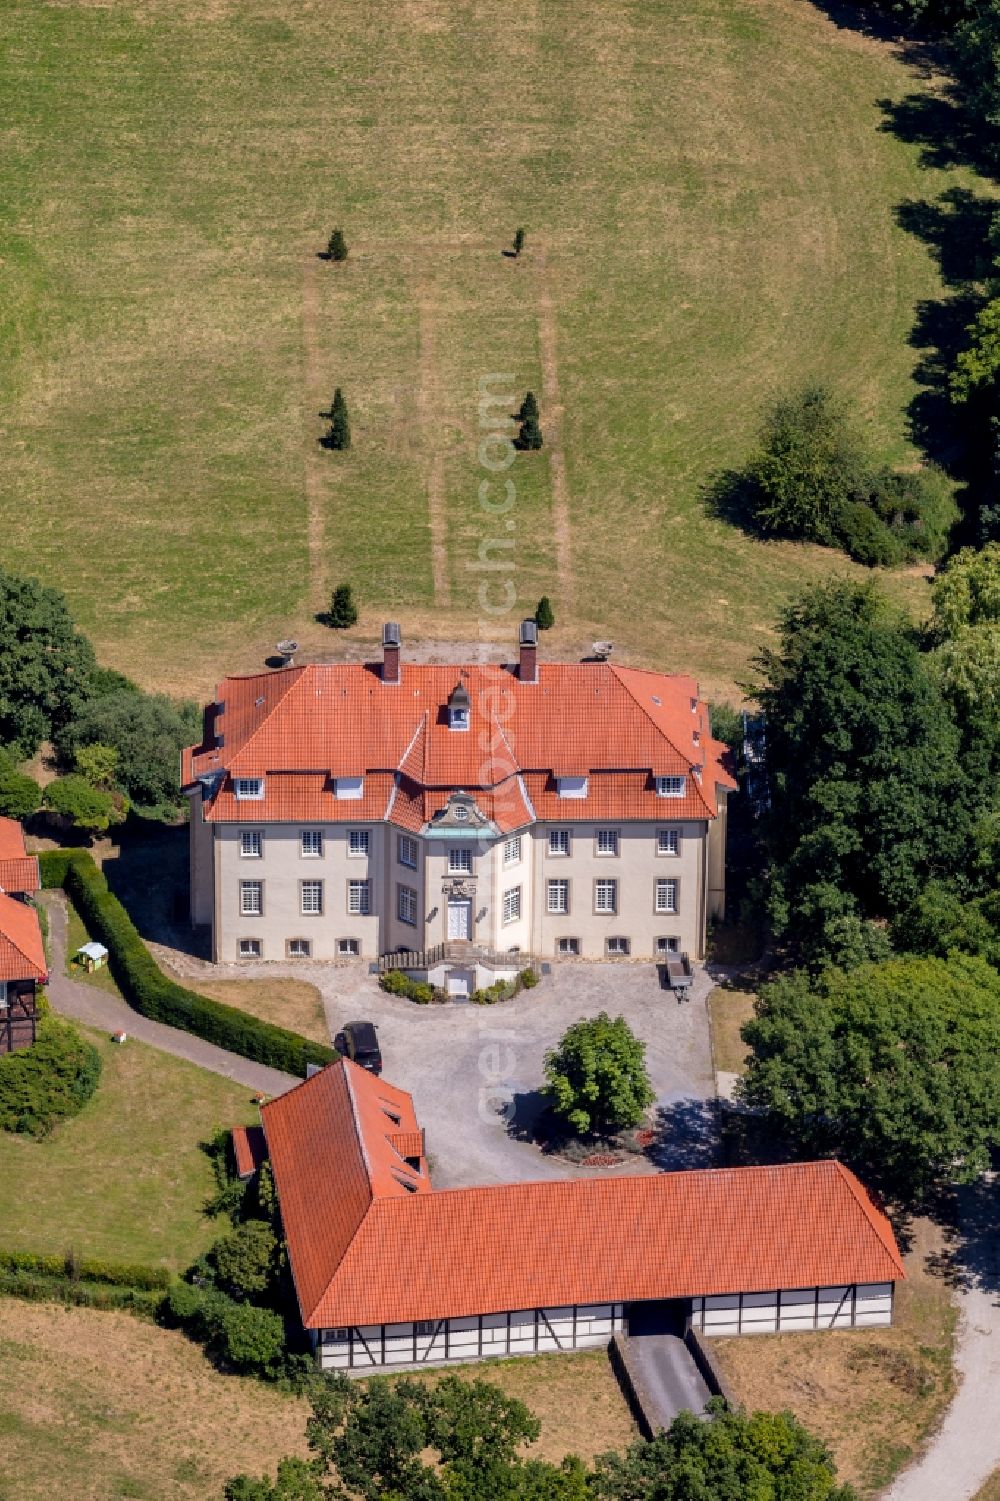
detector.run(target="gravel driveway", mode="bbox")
[315,960,716,1187]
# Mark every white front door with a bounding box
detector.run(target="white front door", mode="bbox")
[447,899,471,940]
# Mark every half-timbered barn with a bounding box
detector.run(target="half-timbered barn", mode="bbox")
[258,1059,905,1374]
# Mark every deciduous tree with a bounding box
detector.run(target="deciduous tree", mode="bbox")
[0,749,40,820]
[42,774,124,833]
[0,568,96,758]
[58,687,200,809]
[739,956,1000,1202]
[543,1012,654,1136]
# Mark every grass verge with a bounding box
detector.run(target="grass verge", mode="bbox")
[709,1216,958,1496]
[707,987,756,1075]
[64,895,123,999]
[185,976,329,1048]
[0,1026,258,1269]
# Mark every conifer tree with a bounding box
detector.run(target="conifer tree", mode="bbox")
[513,227,526,257]
[517,391,539,422]
[535,595,555,631]
[326,228,348,261]
[326,583,358,629]
[326,388,351,450]
[516,413,543,450]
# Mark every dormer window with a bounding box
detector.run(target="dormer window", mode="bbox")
[557,775,588,799]
[336,776,364,800]
[448,679,471,731]
[656,776,686,798]
[235,777,264,800]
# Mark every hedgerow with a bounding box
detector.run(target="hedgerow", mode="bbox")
[39,850,335,1078]
[0,1249,170,1289]
[0,1268,165,1316]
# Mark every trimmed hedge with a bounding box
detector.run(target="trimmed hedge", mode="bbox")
[0,1249,171,1289]
[0,1268,166,1316]
[40,850,336,1078]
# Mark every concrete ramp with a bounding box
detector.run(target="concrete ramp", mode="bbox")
[625,1329,712,1429]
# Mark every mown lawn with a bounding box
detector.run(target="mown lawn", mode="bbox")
[0,1028,258,1270]
[0,0,979,701]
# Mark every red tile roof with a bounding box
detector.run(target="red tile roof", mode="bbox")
[263,1062,905,1331]
[0,819,39,896]
[232,1124,268,1180]
[182,661,736,832]
[0,891,47,983]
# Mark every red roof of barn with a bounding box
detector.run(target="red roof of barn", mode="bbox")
[181,661,736,831]
[262,1061,905,1331]
[0,819,40,897]
[232,1124,268,1179]
[0,890,47,983]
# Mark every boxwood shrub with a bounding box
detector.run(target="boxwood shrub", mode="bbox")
[40,850,335,1078]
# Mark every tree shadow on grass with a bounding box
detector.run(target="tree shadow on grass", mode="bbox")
[101,817,208,959]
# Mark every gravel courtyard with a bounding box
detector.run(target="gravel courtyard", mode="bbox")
[275,959,717,1188]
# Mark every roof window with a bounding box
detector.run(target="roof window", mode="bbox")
[557,775,588,799]
[448,679,471,731]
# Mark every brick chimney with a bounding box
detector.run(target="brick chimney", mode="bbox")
[382,622,401,685]
[518,618,538,684]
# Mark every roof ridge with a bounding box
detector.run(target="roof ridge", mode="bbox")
[608,666,715,818]
[298,1061,378,1327]
[832,1160,907,1279]
[226,666,308,769]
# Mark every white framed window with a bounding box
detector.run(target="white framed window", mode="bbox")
[397,884,417,926]
[336,776,364,800]
[348,829,369,857]
[557,937,580,956]
[607,936,631,957]
[557,775,588,799]
[398,834,418,869]
[238,937,262,958]
[596,829,619,857]
[655,878,678,914]
[656,776,686,798]
[656,936,680,954]
[235,777,264,800]
[301,880,324,915]
[502,886,522,925]
[301,830,323,858]
[337,938,360,956]
[449,705,470,731]
[287,938,311,958]
[239,880,263,916]
[548,829,571,857]
[348,880,371,916]
[547,879,569,914]
[239,829,263,859]
[503,835,522,866]
[594,878,617,915]
[657,828,680,856]
[449,847,473,875]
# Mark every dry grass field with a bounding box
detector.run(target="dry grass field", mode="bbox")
[975,1473,1000,1501]
[711,1216,958,1496]
[0,1303,633,1501]
[0,0,979,701]
[707,985,756,1074]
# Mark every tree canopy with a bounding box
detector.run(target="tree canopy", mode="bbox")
[227,1387,854,1501]
[753,579,971,966]
[56,685,199,809]
[543,1012,654,1136]
[0,567,96,758]
[739,956,1000,1202]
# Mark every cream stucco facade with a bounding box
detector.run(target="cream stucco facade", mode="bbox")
[188,786,729,966]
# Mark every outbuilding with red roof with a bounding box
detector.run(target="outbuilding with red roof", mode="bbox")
[0,819,45,1055]
[258,1058,904,1374]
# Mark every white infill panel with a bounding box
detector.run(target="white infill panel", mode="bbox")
[351,1327,379,1367]
[855,1283,893,1326]
[703,1294,740,1336]
[779,1288,816,1330]
[817,1287,852,1328]
[447,1316,479,1354]
[481,1313,507,1351]
[739,1291,779,1332]
[509,1310,535,1350]
[383,1324,414,1363]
